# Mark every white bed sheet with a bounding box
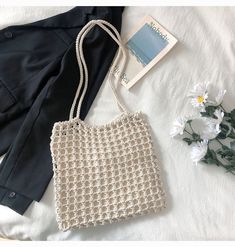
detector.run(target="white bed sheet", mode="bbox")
[0,6,235,241]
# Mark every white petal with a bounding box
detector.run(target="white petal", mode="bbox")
[203,109,224,129]
[170,117,187,137]
[190,140,208,164]
[201,125,221,139]
[214,109,224,124]
[215,89,226,105]
[188,82,208,98]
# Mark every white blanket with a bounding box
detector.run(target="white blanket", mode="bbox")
[0,6,235,241]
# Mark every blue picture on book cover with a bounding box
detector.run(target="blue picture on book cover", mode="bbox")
[127,23,169,66]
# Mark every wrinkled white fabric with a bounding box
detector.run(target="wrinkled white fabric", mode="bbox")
[0,6,235,241]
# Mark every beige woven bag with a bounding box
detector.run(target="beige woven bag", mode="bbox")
[50,19,166,231]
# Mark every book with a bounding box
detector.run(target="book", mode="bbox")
[113,15,178,89]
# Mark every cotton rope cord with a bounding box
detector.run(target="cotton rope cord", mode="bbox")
[69,19,128,120]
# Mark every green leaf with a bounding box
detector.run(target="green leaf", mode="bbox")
[228,129,235,139]
[210,150,218,160]
[200,112,210,118]
[207,106,217,113]
[204,149,216,161]
[230,141,235,151]
[230,109,235,128]
[224,112,231,118]
[217,132,227,139]
[231,109,235,119]
[221,123,230,133]
[217,123,230,139]
[202,149,217,165]
[225,168,235,173]
[231,160,235,166]
[222,150,233,157]
[206,158,217,164]
[222,145,230,150]
[216,145,235,158]
[192,133,201,141]
[183,138,192,145]
[201,159,208,164]
[202,105,218,118]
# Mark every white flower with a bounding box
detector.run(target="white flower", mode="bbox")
[201,109,224,139]
[207,109,224,131]
[210,89,226,106]
[190,139,208,165]
[188,82,209,112]
[201,126,221,140]
[170,117,187,137]
[213,108,224,123]
[188,82,208,98]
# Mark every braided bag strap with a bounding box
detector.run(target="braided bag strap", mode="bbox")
[69,19,129,120]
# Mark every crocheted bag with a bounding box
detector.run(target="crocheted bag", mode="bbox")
[50,19,166,231]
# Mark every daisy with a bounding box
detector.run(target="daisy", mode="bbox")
[190,139,208,165]
[201,109,224,139]
[207,109,224,131]
[188,82,209,112]
[201,126,221,140]
[170,117,187,137]
[213,108,224,123]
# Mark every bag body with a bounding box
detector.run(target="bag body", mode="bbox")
[51,112,166,230]
[50,19,166,231]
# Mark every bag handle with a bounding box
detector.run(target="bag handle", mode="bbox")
[69,19,128,120]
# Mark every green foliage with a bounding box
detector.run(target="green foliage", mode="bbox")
[192,133,201,141]
[225,109,235,129]
[182,132,202,146]
[217,123,230,139]
[230,141,235,151]
[181,103,235,173]
[202,149,218,165]
[183,138,192,145]
[217,145,235,159]
[228,129,235,139]
[230,109,235,128]
[178,91,235,175]
[200,105,217,118]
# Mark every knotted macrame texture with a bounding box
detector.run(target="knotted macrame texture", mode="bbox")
[50,112,166,231]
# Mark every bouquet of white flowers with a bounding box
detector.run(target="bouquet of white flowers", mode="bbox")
[171,82,235,175]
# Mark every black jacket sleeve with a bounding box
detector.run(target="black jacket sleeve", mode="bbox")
[0,6,124,214]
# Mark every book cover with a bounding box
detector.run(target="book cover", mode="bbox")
[113,15,178,89]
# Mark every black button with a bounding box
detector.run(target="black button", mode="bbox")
[9,192,16,198]
[4,31,13,39]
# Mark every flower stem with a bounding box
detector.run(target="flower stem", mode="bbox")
[215,138,223,146]
[207,145,235,175]
[216,159,235,175]
[220,104,226,112]
[188,122,195,133]
[184,129,192,136]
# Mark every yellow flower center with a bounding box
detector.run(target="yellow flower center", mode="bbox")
[197,96,204,103]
